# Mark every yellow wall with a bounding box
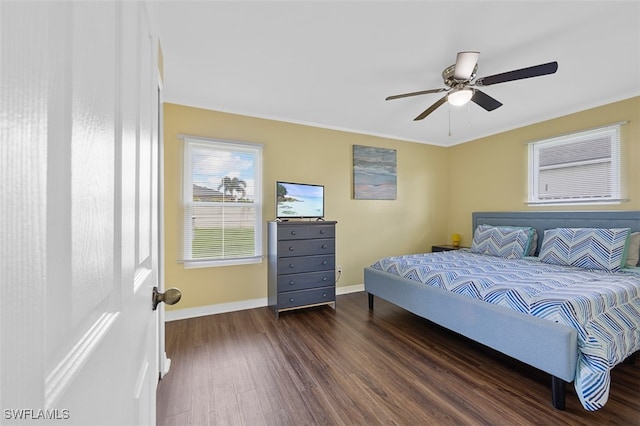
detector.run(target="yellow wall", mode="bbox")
[164,96,638,312]
[446,96,640,247]
[163,103,449,310]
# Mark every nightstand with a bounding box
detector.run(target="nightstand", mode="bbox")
[431,244,467,252]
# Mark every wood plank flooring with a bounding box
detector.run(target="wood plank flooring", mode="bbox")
[157,292,639,425]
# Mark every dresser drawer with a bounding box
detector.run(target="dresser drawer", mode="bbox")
[277,255,334,274]
[277,224,335,240]
[277,270,334,292]
[277,238,335,257]
[277,286,335,310]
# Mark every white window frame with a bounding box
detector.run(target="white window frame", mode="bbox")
[180,135,263,268]
[527,123,624,206]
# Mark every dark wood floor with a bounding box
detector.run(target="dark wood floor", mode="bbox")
[157,292,639,425]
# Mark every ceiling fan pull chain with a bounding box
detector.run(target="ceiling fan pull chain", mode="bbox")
[467,102,471,127]
[448,105,452,136]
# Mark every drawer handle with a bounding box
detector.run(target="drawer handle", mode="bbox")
[322,293,327,297]
[321,244,327,249]
[291,231,296,236]
[322,277,328,281]
[289,298,295,303]
[322,260,327,265]
[288,280,295,286]
[288,264,295,268]
[289,246,295,251]
[320,230,325,234]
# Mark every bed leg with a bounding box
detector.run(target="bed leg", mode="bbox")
[551,376,566,410]
[368,293,374,310]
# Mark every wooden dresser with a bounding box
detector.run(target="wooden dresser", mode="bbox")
[268,221,337,318]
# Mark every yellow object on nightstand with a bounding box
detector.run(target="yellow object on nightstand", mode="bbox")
[451,233,461,248]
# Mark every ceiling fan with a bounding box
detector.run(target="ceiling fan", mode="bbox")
[386,51,558,121]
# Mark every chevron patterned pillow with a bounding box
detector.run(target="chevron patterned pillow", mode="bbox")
[539,227,630,272]
[470,225,535,259]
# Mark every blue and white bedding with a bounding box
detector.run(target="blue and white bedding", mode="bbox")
[371,250,640,411]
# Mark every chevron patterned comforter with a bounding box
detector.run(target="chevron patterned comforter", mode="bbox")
[371,250,640,411]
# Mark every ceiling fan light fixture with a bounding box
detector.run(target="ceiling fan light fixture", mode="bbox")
[447,88,473,106]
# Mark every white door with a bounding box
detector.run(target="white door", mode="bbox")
[0,2,168,424]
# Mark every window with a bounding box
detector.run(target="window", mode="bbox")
[528,124,623,205]
[180,136,263,267]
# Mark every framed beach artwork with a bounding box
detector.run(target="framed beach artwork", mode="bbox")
[352,145,397,200]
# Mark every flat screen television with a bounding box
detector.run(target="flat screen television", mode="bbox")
[276,181,324,220]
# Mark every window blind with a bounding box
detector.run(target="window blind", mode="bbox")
[180,137,263,267]
[528,124,623,205]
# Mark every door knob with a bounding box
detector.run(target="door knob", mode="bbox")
[152,286,182,311]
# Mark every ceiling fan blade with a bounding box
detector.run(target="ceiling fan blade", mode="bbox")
[471,90,503,111]
[475,61,558,86]
[386,88,447,101]
[453,51,480,80]
[414,95,448,121]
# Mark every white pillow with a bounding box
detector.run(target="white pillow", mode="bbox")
[626,232,640,267]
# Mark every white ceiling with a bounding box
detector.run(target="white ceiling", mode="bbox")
[158,1,640,147]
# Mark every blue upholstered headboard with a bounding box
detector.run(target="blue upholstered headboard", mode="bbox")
[472,211,640,255]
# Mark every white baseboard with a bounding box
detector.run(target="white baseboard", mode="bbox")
[337,283,364,295]
[165,283,364,322]
[165,297,268,321]
[160,353,171,379]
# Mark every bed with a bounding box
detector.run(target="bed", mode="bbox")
[364,211,640,411]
